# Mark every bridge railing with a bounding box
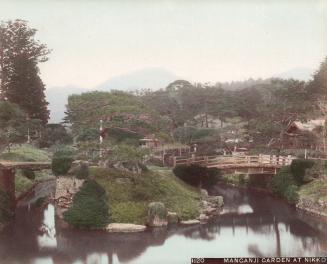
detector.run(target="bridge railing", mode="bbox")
[172,154,294,167]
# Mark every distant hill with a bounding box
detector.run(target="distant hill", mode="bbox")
[95,67,180,91]
[46,68,180,122]
[272,67,315,81]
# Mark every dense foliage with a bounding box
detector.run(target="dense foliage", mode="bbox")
[51,146,75,176]
[271,166,299,204]
[39,124,72,148]
[0,20,50,123]
[63,180,110,229]
[75,163,89,179]
[271,159,318,203]
[290,159,315,184]
[65,90,169,140]
[173,164,221,188]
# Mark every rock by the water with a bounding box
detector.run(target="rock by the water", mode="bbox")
[147,202,168,227]
[201,200,208,207]
[207,196,224,207]
[200,189,209,197]
[106,223,146,233]
[198,214,209,221]
[167,211,179,224]
[181,219,200,225]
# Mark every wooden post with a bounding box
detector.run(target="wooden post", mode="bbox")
[205,156,208,166]
[304,149,307,159]
[0,168,16,212]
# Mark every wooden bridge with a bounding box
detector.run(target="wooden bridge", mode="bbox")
[172,154,294,175]
[0,161,52,211]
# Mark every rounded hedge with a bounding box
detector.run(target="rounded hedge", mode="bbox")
[290,159,315,184]
[51,147,75,176]
[75,163,89,179]
[63,180,110,229]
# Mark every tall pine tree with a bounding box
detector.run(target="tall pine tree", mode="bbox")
[0,20,50,124]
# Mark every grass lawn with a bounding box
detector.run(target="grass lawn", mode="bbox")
[298,179,327,203]
[0,144,51,162]
[91,166,201,224]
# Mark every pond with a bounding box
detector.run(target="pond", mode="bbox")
[0,181,326,264]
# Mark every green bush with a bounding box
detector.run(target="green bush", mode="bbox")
[173,164,221,188]
[75,163,89,179]
[22,169,35,180]
[148,202,167,222]
[290,159,315,184]
[284,184,299,204]
[271,166,294,196]
[51,147,75,176]
[63,180,110,229]
[271,166,299,203]
[39,124,72,148]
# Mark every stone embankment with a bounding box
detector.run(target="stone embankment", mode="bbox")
[196,189,223,224]
[54,176,84,219]
[296,197,327,218]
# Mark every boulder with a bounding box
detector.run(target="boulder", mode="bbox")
[106,223,146,233]
[167,211,179,224]
[181,219,200,225]
[203,206,218,215]
[206,196,224,208]
[198,214,209,222]
[200,189,209,198]
[147,202,168,227]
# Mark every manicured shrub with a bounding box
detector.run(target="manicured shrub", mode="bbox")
[51,147,75,176]
[290,159,315,184]
[22,169,35,180]
[63,180,110,229]
[75,163,89,179]
[173,164,221,188]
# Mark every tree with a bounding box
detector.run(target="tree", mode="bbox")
[0,101,26,152]
[65,90,168,140]
[308,56,327,98]
[0,20,50,124]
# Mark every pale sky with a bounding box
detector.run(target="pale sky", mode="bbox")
[1,0,327,88]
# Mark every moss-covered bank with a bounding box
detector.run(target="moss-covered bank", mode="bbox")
[91,166,201,225]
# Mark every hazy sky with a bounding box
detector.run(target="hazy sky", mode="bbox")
[1,0,327,88]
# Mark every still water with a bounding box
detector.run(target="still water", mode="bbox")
[0,181,326,264]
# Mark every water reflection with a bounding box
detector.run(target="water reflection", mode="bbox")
[0,182,326,264]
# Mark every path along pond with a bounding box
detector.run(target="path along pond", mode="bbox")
[0,180,326,264]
